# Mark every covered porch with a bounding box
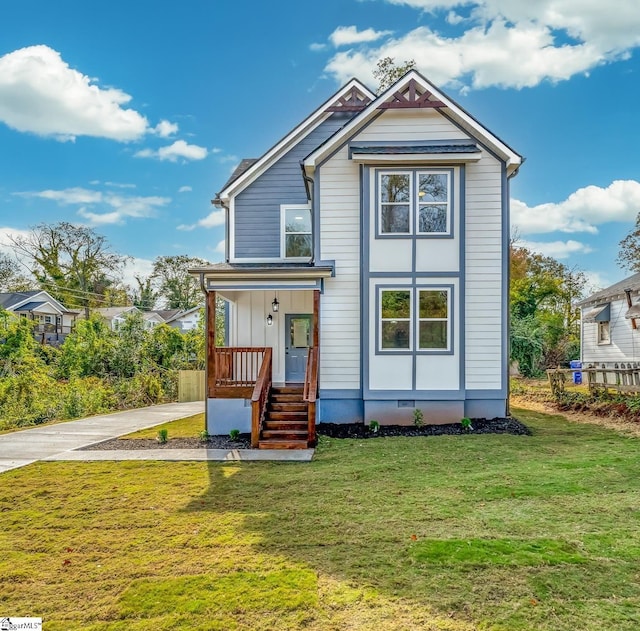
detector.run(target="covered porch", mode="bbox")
[192,263,332,449]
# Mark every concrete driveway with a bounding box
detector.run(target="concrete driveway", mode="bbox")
[0,401,204,473]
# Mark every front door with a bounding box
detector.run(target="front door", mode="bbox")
[285,314,312,382]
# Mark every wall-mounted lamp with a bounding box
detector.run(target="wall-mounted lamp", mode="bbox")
[266,314,273,326]
[272,296,279,312]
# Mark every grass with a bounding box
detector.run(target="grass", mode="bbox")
[1,407,640,629]
[119,413,205,439]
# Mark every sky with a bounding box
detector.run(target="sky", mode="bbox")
[1,0,640,294]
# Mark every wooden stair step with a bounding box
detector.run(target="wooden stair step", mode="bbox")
[271,394,305,403]
[269,402,307,412]
[264,420,308,431]
[272,386,304,394]
[261,429,308,440]
[259,439,309,449]
[267,410,307,420]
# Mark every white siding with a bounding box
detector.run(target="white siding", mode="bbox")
[357,109,469,141]
[319,147,361,389]
[582,299,640,364]
[465,152,504,389]
[222,290,314,383]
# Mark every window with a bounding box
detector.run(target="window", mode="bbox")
[418,290,448,349]
[378,170,451,236]
[282,205,312,258]
[379,286,452,352]
[598,321,610,344]
[380,173,411,234]
[380,290,411,349]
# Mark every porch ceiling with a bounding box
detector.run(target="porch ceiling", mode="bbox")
[190,262,334,288]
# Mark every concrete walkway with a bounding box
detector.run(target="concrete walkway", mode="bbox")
[0,401,313,473]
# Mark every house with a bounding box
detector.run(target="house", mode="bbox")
[576,272,640,366]
[190,70,522,448]
[0,290,79,341]
[152,307,202,332]
[94,306,164,331]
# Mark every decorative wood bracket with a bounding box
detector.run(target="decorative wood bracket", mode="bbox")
[378,78,446,110]
[326,87,372,112]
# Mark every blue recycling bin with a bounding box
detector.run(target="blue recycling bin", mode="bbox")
[569,360,582,385]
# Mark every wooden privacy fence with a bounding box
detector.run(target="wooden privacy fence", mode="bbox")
[547,364,640,396]
[178,370,205,402]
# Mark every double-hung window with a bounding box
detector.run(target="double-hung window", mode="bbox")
[378,170,451,236]
[598,321,610,344]
[379,287,451,352]
[282,205,312,259]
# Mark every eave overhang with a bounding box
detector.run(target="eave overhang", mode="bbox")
[349,140,482,164]
[189,263,335,283]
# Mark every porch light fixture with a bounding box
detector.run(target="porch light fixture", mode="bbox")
[271,296,279,312]
[266,314,273,326]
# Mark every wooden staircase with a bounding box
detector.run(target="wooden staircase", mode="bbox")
[259,385,309,449]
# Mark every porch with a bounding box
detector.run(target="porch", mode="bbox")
[204,281,323,449]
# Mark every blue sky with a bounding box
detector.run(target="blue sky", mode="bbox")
[1,0,639,293]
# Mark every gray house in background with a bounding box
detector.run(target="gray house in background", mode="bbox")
[577,272,640,366]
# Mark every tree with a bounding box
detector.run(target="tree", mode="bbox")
[131,275,158,311]
[509,244,586,375]
[8,222,130,317]
[617,214,640,272]
[0,252,33,292]
[373,56,416,93]
[151,255,208,310]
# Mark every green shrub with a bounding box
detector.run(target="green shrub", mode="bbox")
[157,428,169,444]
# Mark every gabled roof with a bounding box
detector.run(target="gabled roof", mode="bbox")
[94,306,139,319]
[164,306,202,322]
[214,78,376,204]
[577,272,640,308]
[303,70,523,176]
[0,290,70,313]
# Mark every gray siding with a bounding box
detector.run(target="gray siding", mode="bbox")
[234,113,351,258]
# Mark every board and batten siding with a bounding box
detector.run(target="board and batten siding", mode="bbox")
[582,299,640,364]
[464,153,504,389]
[318,146,361,389]
[234,113,351,259]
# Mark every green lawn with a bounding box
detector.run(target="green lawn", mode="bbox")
[1,407,640,630]
[120,413,205,439]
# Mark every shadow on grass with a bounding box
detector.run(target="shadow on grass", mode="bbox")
[169,413,640,630]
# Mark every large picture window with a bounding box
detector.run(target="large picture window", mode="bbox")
[282,205,312,259]
[378,170,451,236]
[378,286,452,353]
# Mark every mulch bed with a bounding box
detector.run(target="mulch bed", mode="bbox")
[82,417,529,451]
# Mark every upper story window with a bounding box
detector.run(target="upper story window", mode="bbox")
[598,321,610,345]
[282,205,312,259]
[378,169,451,237]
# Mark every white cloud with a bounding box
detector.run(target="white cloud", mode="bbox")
[519,239,593,259]
[16,187,171,226]
[0,45,149,141]
[134,139,208,162]
[215,239,226,254]
[121,257,155,289]
[512,180,640,236]
[323,0,640,89]
[310,42,327,52]
[582,270,612,295]
[154,119,178,137]
[329,26,393,47]
[178,186,192,193]
[177,208,226,231]
[0,227,31,257]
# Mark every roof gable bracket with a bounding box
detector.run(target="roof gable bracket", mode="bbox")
[378,79,446,110]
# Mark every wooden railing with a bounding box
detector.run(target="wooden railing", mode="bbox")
[209,347,268,398]
[547,364,640,396]
[303,347,319,446]
[250,348,272,448]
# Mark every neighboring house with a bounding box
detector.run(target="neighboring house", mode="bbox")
[0,290,79,341]
[152,307,202,332]
[190,70,522,447]
[577,272,640,366]
[94,306,163,331]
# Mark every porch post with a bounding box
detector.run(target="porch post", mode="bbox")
[313,289,320,349]
[207,290,217,397]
